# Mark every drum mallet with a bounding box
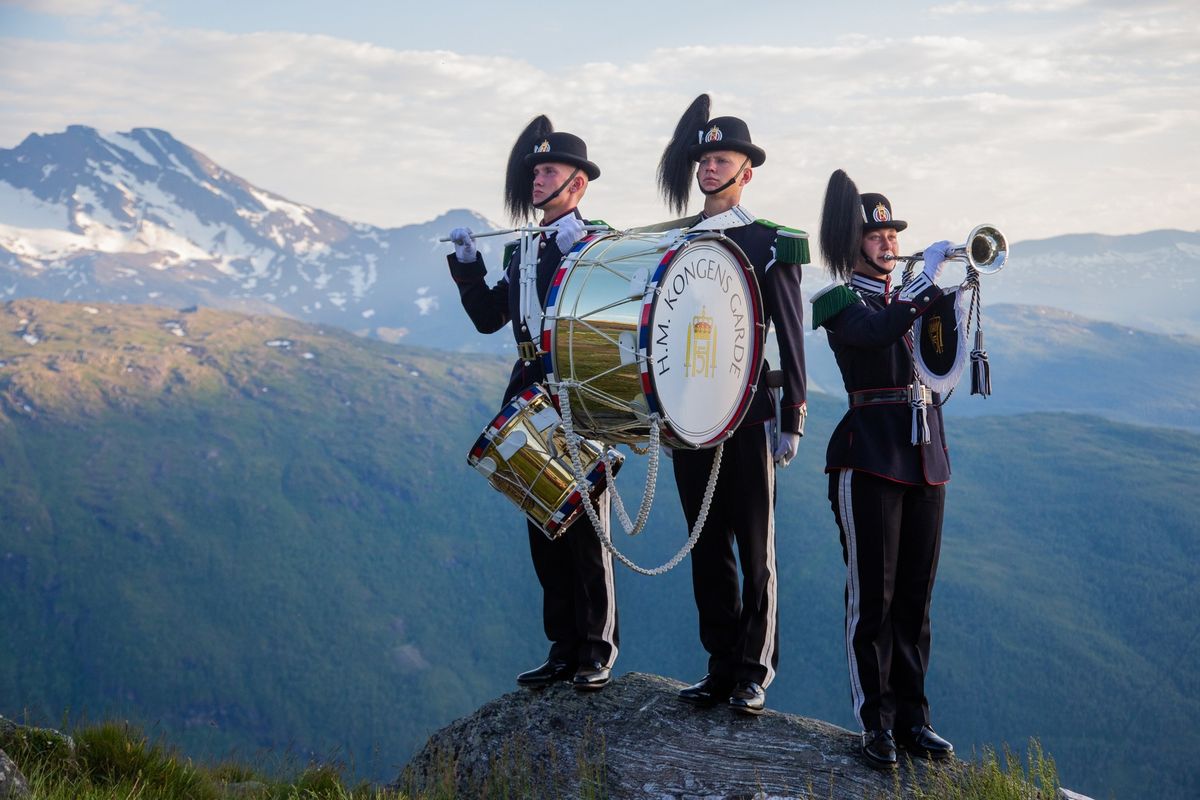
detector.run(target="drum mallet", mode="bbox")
[437,225,608,243]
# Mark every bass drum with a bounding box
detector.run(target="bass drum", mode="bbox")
[541,230,763,449]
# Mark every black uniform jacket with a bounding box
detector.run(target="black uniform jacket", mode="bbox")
[447,211,578,405]
[821,274,950,485]
[724,222,808,434]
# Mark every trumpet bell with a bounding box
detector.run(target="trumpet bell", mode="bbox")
[965,224,1007,274]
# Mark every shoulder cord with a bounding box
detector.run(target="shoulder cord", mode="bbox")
[557,382,723,576]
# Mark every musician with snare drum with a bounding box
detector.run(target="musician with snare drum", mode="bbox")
[445,117,618,692]
[657,94,809,715]
[813,169,958,769]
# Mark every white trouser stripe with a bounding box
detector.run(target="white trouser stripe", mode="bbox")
[599,491,618,667]
[757,425,778,688]
[837,469,867,729]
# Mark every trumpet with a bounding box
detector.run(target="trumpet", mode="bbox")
[885,224,1008,274]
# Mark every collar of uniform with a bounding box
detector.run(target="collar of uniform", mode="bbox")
[540,207,583,227]
[850,272,891,296]
[691,204,755,232]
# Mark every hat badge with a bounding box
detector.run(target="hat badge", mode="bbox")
[534,139,551,153]
[872,202,890,223]
[703,125,724,144]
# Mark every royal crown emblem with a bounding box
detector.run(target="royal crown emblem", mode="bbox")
[873,202,890,223]
[685,306,717,379]
[703,125,724,144]
[534,139,551,153]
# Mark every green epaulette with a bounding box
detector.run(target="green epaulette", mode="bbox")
[757,219,811,265]
[502,241,519,266]
[809,283,861,330]
[585,218,611,229]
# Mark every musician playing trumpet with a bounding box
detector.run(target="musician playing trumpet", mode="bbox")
[444,117,618,692]
[812,169,956,769]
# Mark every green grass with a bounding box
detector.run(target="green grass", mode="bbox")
[5,718,1062,800]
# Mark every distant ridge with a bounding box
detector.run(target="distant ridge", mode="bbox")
[0,125,501,344]
[3,124,1200,346]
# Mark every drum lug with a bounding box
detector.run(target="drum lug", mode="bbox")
[618,331,638,366]
[628,267,649,298]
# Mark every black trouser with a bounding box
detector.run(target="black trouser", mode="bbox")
[526,496,618,667]
[673,423,779,687]
[829,469,945,732]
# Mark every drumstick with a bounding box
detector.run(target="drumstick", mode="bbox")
[437,225,607,243]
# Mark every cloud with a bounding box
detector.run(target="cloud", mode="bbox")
[0,2,1197,243]
[932,0,1090,14]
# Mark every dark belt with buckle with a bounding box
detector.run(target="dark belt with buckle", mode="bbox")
[517,340,540,362]
[849,386,931,408]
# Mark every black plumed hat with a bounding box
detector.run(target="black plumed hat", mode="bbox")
[859,192,907,232]
[688,116,766,167]
[505,118,600,222]
[657,94,710,215]
[524,131,600,180]
[819,169,865,281]
[657,94,767,215]
[504,115,552,222]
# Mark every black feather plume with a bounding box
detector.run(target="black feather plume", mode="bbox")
[657,94,710,215]
[504,115,553,222]
[819,169,864,281]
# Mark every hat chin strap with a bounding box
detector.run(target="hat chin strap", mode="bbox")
[697,155,750,197]
[859,249,893,277]
[532,167,582,210]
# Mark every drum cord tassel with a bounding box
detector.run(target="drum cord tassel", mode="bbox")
[966,273,992,398]
[910,378,931,446]
[557,383,723,576]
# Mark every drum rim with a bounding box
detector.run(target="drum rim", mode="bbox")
[467,384,546,465]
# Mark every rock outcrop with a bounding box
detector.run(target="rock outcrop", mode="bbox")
[400,672,1097,800]
[0,749,30,800]
[402,672,950,799]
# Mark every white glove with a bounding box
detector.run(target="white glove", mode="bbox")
[551,215,586,252]
[448,227,477,263]
[773,432,800,468]
[920,240,953,284]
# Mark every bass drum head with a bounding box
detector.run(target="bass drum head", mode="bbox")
[641,235,763,448]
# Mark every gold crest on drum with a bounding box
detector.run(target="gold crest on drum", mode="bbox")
[541,229,764,449]
[467,385,623,539]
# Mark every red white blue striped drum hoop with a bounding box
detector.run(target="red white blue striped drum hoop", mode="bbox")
[542,230,763,449]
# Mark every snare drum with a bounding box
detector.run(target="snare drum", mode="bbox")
[541,231,764,448]
[468,385,622,539]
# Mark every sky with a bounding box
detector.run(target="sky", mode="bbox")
[1,0,1198,250]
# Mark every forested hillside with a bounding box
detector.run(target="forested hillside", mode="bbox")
[1,299,1195,799]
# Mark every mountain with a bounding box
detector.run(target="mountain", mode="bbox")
[6,126,1200,346]
[0,125,509,347]
[967,228,1200,336]
[801,303,1200,431]
[1,298,1196,800]
[5,126,1197,438]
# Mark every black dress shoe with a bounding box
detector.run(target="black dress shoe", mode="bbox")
[516,658,575,689]
[728,681,766,716]
[895,724,954,760]
[571,660,611,691]
[861,729,898,770]
[677,674,734,707]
